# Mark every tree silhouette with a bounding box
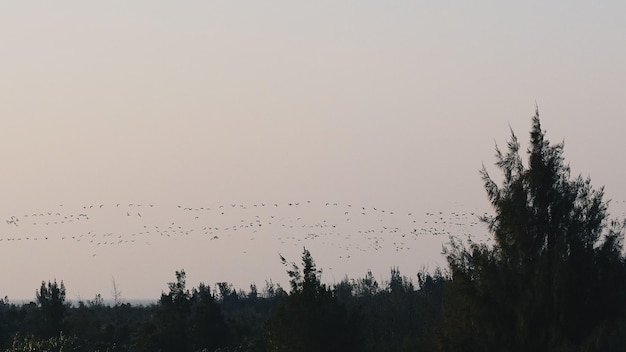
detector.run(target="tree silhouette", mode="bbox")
[187,283,231,351]
[267,248,362,352]
[35,280,67,338]
[134,270,231,352]
[442,110,626,351]
[134,270,190,351]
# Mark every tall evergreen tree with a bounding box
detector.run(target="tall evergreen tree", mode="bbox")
[35,280,67,338]
[442,110,626,351]
[267,248,362,352]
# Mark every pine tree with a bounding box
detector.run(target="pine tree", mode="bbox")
[35,280,67,338]
[442,110,626,351]
[267,248,362,351]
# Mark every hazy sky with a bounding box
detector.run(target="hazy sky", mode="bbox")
[1,2,625,300]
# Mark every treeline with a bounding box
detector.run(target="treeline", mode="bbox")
[3,111,626,351]
[0,255,448,352]
[0,255,447,351]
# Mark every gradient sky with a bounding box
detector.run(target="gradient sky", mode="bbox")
[1,2,625,300]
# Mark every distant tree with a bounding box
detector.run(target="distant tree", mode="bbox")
[111,277,123,306]
[188,283,231,351]
[354,270,380,297]
[134,270,230,352]
[134,270,190,352]
[157,269,191,351]
[88,293,104,308]
[0,298,27,350]
[35,280,67,337]
[262,279,286,299]
[166,270,191,306]
[248,283,258,301]
[374,267,420,351]
[280,248,323,298]
[415,268,447,350]
[387,267,414,295]
[441,110,626,351]
[333,276,354,305]
[266,248,362,352]
[216,282,239,307]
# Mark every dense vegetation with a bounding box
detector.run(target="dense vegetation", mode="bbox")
[2,112,625,351]
[0,261,446,352]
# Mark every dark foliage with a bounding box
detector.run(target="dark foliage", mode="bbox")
[265,248,362,352]
[441,110,626,351]
[35,280,67,338]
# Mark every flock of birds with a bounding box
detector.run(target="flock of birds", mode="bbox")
[2,198,626,299]
[0,200,494,258]
[3,199,625,263]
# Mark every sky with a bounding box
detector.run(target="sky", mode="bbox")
[1,2,625,301]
